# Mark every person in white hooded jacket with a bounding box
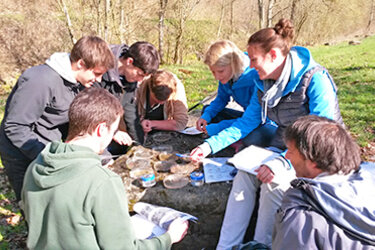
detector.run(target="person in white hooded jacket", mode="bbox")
[0,36,114,201]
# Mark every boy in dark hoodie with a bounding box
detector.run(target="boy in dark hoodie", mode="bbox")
[0,36,114,201]
[22,87,188,249]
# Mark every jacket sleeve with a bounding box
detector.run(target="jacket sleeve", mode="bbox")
[273,204,328,250]
[93,176,172,250]
[306,71,338,119]
[200,83,230,123]
[205,89,262,154]
[121,90,144,144]
[169,80,188,131]
[3,71,51,159]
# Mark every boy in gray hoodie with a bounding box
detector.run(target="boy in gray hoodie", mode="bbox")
[0,36,114,201]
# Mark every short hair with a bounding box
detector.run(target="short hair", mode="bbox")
[149,70,177,101]
[70,36,115,70]
[204,40,248,81]
[120,41,160,74]
[284,115,361,175]
[67,88,124,140]
[248,18,295,56]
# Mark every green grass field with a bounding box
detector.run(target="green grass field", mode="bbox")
[0,36,375,247]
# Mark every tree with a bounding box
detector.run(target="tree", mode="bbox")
[57,0,76,45]
[159,0,168,64]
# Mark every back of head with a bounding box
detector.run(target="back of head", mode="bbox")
[204,40,248,80]
[120,41,160,74]
[284,115,361,175]
[248,18,295,56]
[67,88,124,140]
[70,36,115,70]
[149,70,177,101]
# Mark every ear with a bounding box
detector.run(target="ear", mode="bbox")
[95,122,108,137]
[269,49,278,61]
[77,59,86,70]
[125,57,134,66]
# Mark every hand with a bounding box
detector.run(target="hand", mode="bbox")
[141,119,153,133]
[255,165,275,183]
[112,131,133,145]
[190,142,212,162]
[196,118,207,133]
[167,218,189,244]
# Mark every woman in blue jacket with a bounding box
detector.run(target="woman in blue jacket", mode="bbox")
[212,19,343,249]
[192,40,277,157]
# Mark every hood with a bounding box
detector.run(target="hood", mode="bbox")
[254,46,318,95]
[289,162,375,244]
[45,52,77,84]
[31,141,100,189]
[102,44,129,88]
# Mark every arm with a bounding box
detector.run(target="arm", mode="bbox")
[200,82,231,123]
[3,69,52,160]
[205,89,262,154]
[121,90,144,144]
[93,176,172,249]
[307,71,338,119]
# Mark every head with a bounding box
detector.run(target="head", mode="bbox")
[70,36,115,87]
[204,40,248,84]
[118,41,160,83]
[284,115,361,178]
[67,88,124,153]
[148,70,177,104]
[247,18,294,80]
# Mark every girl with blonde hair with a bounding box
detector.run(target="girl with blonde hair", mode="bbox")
[137,69,188,134]
[191,40,277,159]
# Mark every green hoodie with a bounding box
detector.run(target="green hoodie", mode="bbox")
[22,141,171,250]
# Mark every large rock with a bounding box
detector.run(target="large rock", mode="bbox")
[109,131,236,249]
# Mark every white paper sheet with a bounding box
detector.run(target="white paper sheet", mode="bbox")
[203,157,235,183]
[178,127,203,135]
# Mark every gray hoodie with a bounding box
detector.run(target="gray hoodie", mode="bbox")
[0,52,81,160]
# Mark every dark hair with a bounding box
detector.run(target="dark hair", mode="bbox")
[70,36,114,70]
[284,115,361,175]
[248,18,295,56]
[120,41,160,74]
[67,88,124,140]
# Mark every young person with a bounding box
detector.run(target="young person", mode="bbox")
[0,36,114,201]
[191,40,276,157]
[96,41,160,146]
[215,19,344,249]
[273,115,375,249]
[137,69,188,134]
[21,87,188,249]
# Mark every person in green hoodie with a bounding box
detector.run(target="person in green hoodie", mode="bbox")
[21,87,188,249]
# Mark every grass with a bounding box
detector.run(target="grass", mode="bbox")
[1,36,375,248]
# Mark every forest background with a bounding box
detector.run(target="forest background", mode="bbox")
[0,0,374,85]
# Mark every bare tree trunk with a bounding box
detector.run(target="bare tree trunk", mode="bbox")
[159,0,168,64]
[120,7,125,43]
[267,0,275,27]
[367,0,375,33]
[217,0,225,38]
[230,0,234,39]
[104,0,110,40]
[290,0,298,23]
[258,0,266,28]
[57,0,76,45]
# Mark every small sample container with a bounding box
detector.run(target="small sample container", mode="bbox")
[141,173,156,188]
[190,171,204,187]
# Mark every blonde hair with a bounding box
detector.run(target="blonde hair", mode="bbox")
[137,70,178,119]
[204,40,248,81]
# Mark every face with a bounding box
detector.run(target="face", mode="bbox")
[118,57,148,83]
[209,65,233,84]
[285,140,317,178]
[76,62,107,88]
[247,44,277,80]
[99,116,120,154]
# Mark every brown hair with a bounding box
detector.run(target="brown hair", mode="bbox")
[67,88,124,140]
[120,41,160,74]
[137,70,178,118]
[248,18,295,56]
[204,40,248,81]
[284,115,361,175]
[70,36,114,70]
